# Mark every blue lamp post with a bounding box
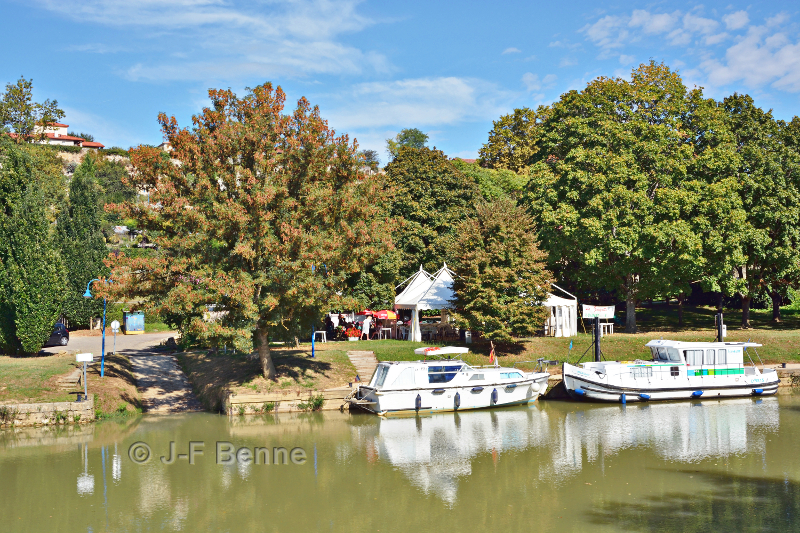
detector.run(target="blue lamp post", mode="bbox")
[84,278,111,377]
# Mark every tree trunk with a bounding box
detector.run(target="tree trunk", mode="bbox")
[625,274,637,333]
[771,292,782,322]
[257,325,277,380]
[741,295,752,329]
[677,292,684,328]
[716,293,723,314]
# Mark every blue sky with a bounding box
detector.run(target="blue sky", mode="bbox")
[1,1,798,162]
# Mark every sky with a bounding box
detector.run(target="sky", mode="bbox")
[1,1,798,162]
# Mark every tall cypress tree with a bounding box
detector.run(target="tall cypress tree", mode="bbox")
[57,156,107,328]
[0,139,66,354]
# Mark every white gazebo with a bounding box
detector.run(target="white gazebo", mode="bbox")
[543,288,578,337]
[395,264,456,342]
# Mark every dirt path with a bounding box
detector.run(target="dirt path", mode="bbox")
[347,350,378,383]
[129,356,203,414]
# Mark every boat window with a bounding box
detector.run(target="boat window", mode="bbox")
[469,374,485,381]
[717,349,726,364]
[704,349,715,365]
[500,372,524,379]
[632,367,653,378]
[374,365,390,388]
[657,348,669,361]
[684,350,703,366]
[428,365,462,384]
[671,366,680,376]
[650,347,658,359]
[390,368,416,388]
[667,348,681,362]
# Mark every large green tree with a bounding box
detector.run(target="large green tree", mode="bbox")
[0,139,66,354]
[451,158,528,200]
[478,107,546,172]
[724,94,800,327]
[525,62,724,333]
[104,83,390,378]
[386,128,428,160]
[57,156,108,328]
[447,198,551,341]
[0,77,64,142]
[385,146,481,279]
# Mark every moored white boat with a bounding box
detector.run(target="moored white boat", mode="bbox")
[348,347,551,416]
[563,339,780,403]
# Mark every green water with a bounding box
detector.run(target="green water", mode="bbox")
[2,394,800,532]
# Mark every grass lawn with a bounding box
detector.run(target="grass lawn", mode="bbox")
[176,343,358,411]
[0,351,142,418]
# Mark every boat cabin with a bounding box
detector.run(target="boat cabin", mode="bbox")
[644,340,760,375]
[367,361,527,391]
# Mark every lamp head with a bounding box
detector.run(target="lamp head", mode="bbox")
[83,288,92,298]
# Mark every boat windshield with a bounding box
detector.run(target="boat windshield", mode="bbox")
[428,365,462,383]
[652,347,682,362]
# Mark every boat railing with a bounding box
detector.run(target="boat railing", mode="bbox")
[515,358,559,373]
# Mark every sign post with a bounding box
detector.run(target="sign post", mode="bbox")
[76,353,93,401]
[110,320,120,355]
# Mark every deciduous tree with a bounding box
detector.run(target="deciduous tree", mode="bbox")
[103,83,390,378]
[478,107,546,172]
[0,77,64,143]
[386,128,428,160]
[447,198,551,342]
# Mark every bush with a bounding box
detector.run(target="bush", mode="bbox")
[297,394,325,411]
[56,145,82,154]
[102,147,129,157]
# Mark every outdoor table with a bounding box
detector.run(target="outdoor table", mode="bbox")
[600,323,614,336]
[380,327,392,340]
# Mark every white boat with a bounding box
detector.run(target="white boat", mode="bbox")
[348,346,551,416]
[562,339,780,403]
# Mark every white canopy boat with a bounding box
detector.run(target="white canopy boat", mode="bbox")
[563,339,780,403]
[347,346,551,416]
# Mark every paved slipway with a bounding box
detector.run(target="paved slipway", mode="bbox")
[129,355,203,414]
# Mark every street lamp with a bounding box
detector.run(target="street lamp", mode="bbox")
[84,278,112,377]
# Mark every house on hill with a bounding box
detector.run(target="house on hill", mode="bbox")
[9,122,106,149]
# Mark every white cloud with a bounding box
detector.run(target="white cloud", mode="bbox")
[628,10,679,34]
[34,0,388,80]
[549,40,582,50]
[325,77,514,131]
[581,15,628,50]
[560,57,578,67]
[522,73,557,91]
[723,10,749,30]
[704,33,729,46]
[682,13,718,35]
[619,54,635,65]
[502,47,521,54]
[700,26,800,92]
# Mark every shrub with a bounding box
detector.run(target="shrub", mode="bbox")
[297,394,325,411]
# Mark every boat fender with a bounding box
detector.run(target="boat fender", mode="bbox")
[454,392,460,410]
[638,393,651,401]
[752,388,764,395]
[506,383,517,390]
[471,386,484,393]
[574,388,586,396]
[530,382,540,393]
[692,391,703,398]
[491,388,498,404]
[432,389,445,394]
[415,394,421,411]
[620,393,626,404]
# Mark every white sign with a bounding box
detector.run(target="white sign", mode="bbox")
[110,320,120,332]
[582,305,615,319]
[76,353,93,362]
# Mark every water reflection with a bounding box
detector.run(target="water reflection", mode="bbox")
[372,398,780,503]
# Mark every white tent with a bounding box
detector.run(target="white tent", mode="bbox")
[395,264,456,342]
[543,293,578,337]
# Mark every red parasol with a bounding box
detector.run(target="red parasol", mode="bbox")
[375,310,398,320]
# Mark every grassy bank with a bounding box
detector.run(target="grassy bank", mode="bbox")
[176,344,357,412]
[0,351,142,419]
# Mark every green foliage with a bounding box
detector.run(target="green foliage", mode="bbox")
[345,249,400,310]
[385,146,481,278]
[0,76,64,142]
[359,149,380,171]
[451,158,528,200]
[297,394,325,411]
[16,144,67,219]
[524,62,746,333]
[386,128,428,160]
[57,156,108,327]
[101,147,130,157]
[0,139,66,354]
[447,198,551,342]
[106,83,391,379]
[478,107,546,172]
[722,94,800,326]
[56,145,82,154]
[68,131,94,142]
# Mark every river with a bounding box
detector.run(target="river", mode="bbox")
[2,393,799,532]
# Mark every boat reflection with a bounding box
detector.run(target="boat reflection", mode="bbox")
[369,398,780,503]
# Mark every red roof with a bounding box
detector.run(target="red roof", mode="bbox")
[46,133,85,141]
[48,122,69,128]
[454,158,477,164]
[82,141,105,148]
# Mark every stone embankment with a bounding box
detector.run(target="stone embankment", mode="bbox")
[0,395,95,428]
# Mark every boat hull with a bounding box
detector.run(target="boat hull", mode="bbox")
[563,363,780,403]
[352,375,550,416]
